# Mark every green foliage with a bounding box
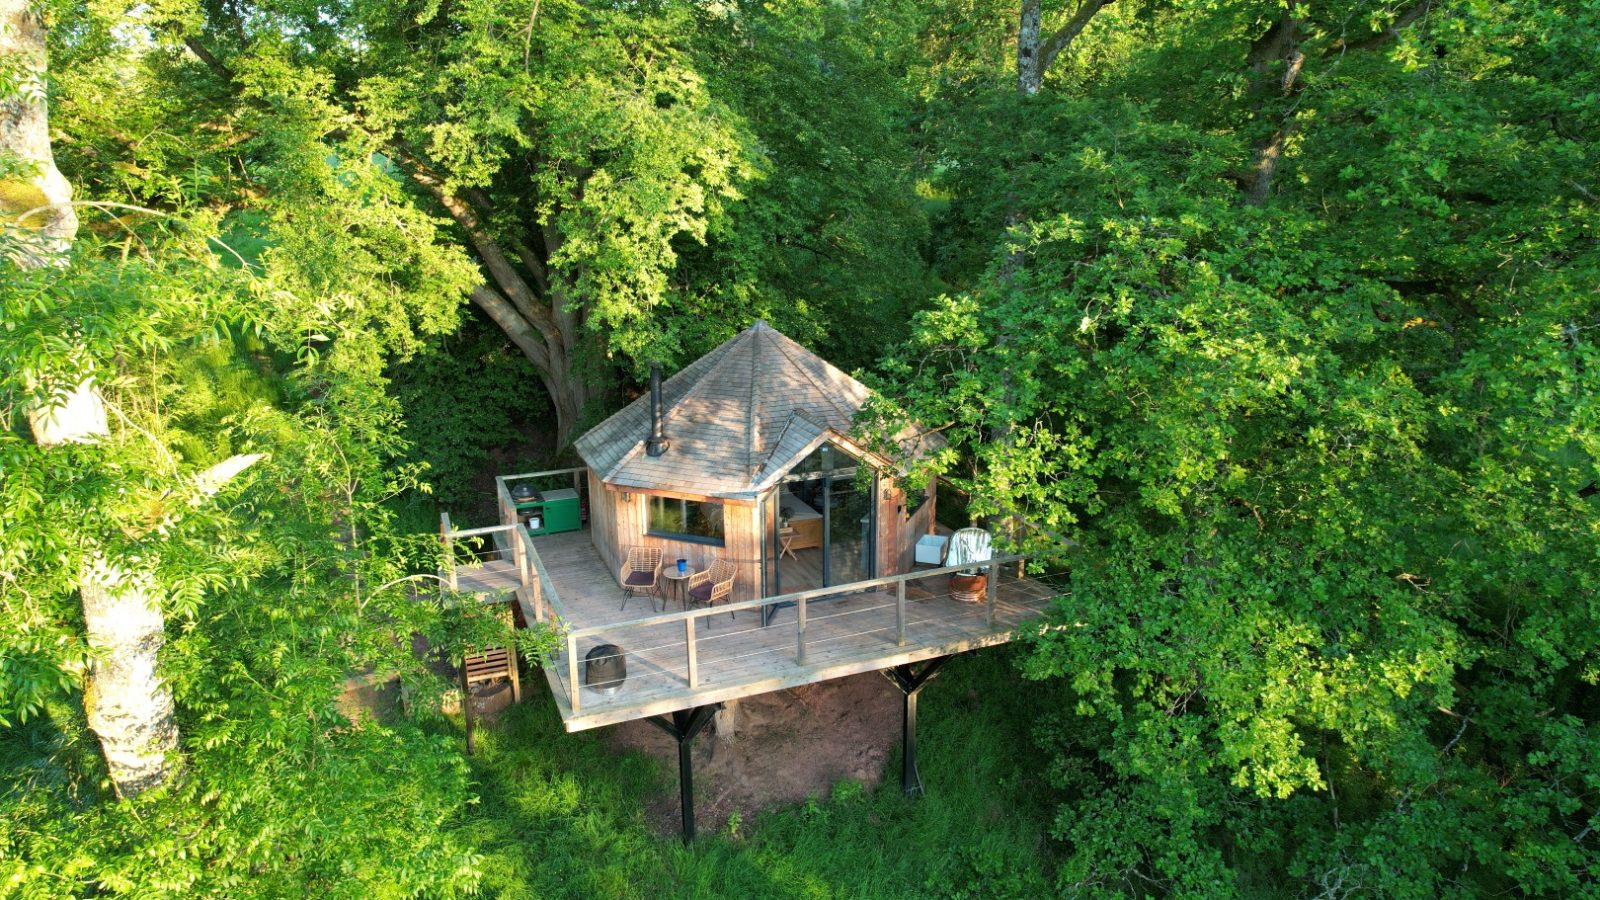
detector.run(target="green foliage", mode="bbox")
[390,309,553,510]
[868,0,1600,894]
[678,0,934,371]
[9,0,1600,895]
[452,651,1056,900]
[2,2,497,891]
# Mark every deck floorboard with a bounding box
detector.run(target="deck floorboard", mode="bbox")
[457,528,1061,731]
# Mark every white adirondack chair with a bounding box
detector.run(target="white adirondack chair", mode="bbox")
[947,528,993,573]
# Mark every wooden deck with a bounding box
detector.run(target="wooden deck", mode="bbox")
[455,526,1063,732]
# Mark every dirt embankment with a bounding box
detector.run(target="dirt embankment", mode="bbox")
[607,672,902,835]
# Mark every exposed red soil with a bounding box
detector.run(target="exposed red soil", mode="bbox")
[606,672,902,836]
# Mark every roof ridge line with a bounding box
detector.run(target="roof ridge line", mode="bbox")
[747,329,762,480]
[768,331,856,426]
[660,331,744,434]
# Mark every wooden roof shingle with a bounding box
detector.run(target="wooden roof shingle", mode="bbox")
[574,321,931,499]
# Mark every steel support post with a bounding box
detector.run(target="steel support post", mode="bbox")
[883,656,952,796]
[646,704,721,843]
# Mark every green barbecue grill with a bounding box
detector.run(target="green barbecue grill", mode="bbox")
[513,486,581,536]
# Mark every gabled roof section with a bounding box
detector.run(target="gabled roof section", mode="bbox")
[574,321,933,499]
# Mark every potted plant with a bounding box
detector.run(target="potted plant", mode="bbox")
[949,568,987,603]
[947,527,991,603]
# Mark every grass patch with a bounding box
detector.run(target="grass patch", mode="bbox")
[452,650,1061,898]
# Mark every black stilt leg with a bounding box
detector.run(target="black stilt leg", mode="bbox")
[902,681,919,794]
[884,656,952,796]
[647,704,721,843]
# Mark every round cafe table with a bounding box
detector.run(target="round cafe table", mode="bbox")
[661,567,694,611]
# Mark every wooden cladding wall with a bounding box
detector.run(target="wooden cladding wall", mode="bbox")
[585,473,933,607]
[877,482,904,579]
[586,472,764,605]
[586,469,622,579]
[897,484,938,574]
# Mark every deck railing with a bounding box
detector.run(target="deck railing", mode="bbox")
[438,510,578,633]
[550,553,1032,715]
[495,466,589,530]
[514,524,574,626]
[439,514,529,595]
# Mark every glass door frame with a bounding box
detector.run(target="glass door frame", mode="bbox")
[762,451,877,625]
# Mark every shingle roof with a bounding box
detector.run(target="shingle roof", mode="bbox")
[575,321,934,499]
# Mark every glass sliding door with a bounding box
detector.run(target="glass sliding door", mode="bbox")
[826,470,875,587]
[768,442,876,597]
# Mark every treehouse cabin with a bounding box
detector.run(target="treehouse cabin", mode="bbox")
[573,320,941,609]
[443,320,1060,740]
[441,320,1065,841]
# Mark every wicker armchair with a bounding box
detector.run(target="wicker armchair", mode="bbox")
[686,558,739,627]
[619,546,664,611]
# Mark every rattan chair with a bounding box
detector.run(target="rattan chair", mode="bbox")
[619,546,664,611]
[686,558,739,628]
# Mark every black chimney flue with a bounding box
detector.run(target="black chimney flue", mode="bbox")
[645,363,670,457]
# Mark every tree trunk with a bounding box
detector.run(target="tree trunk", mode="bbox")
[80,559,181,796]
[1018,0,1044,95]
[1244,5,1304,206]
[542,363,588,450]
[4,0,180,798]
[1018,0,1116,96]
[1001,0,1117,533]
[398,155,593,448]
[0,0,77,262]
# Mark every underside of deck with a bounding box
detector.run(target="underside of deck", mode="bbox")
[461,527,1062,732]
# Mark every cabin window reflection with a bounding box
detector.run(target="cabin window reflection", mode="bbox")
[647,496,726,545]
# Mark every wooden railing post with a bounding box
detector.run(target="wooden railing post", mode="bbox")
[896,579,907,647]
[685,617,699,687]
[796,596,808,665]
[567,633,581,713]
[986,563,999,629]
[533,567,545,623]
[513,524,528,589]
[440,512,457,592]
[497,478,515,528]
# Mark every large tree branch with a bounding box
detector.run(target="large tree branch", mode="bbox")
[183,36,237,82]
[471,284,553,372]
[1039,0,1117,76]
[1334,1,1432,54]
[393,148,558,341]
[1245,1,1433,205]
[458,185,550,294]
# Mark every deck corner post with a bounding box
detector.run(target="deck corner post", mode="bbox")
[795,596,808,665]
[685,617,699,687]
[566,633,581,713]
[895,580,907,646]
[985,565,999,629]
